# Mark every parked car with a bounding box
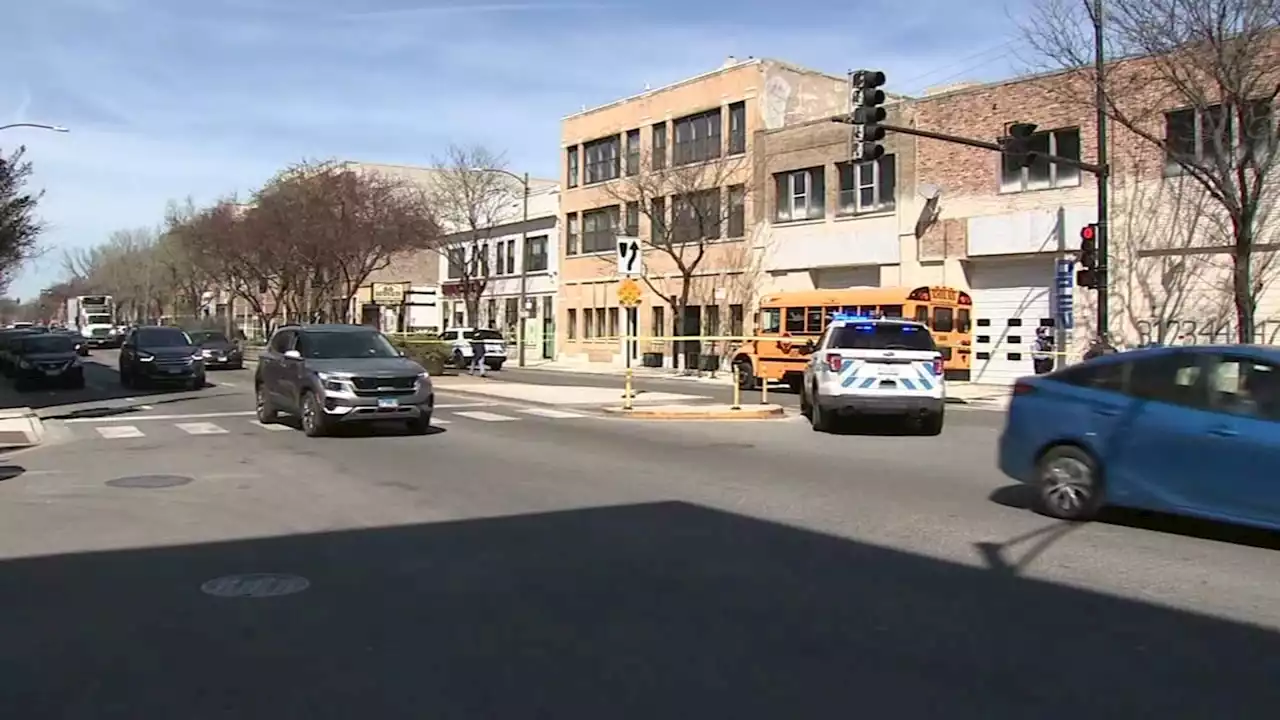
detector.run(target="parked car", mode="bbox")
[188,330,244,370]
[439,327,507,371]
[118,326,206,390]
[998,344,1280,531]
[255,324,434,437]
[9,333,85,390]
[52,328,89,356]
[0,328,42,375]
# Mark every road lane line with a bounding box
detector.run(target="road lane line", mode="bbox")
[517,408,587,419]
[433,402,492,409]
[248,420,290,431]
[175,422,229,435]
[95,425,145,439]
[430,418,451,424]
[454,411,517,422]
[65,411,256,424]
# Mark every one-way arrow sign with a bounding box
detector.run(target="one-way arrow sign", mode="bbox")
[616,236,643,276]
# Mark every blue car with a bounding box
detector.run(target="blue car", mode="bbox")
[998,344,1280,529]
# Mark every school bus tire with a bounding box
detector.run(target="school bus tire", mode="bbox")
[732,356,757,390]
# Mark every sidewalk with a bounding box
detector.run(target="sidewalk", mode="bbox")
[515,360,737,386]
[433,377,716,407]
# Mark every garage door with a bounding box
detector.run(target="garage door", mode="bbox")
[967,259,1054,385]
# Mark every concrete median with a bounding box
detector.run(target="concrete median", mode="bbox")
[602,403,787,420]
[0,407,45,448]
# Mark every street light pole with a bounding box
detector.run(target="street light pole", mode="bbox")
[0,123,70,133]
[1092,0,1112,344]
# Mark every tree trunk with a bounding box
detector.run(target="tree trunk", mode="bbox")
[1232,218,1255,344]
[675,281,692,372]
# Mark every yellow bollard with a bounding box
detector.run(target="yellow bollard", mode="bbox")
[624,366,634,411]
[760,373,768,405]
[731,365,742,410]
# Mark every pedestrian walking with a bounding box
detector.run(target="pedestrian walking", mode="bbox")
[469,332,487,377]
[1032,326,1055,375]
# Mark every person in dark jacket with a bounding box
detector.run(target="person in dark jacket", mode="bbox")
[468,332,487,377]
[1032,326,1055,374]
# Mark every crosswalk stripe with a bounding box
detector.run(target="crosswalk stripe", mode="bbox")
[248,420,291,431]
[517,407,587,419]
[430,418,451,424]
[175,422,228,435]
[96,425,144,439]
[454,411,517,422]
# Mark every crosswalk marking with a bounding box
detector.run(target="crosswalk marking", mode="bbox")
[517,407,587,419]
[248,420,290,431]
[430,418,451,424]
[454,411,518,422]
[96,425,145,439]
[176,422,228,435]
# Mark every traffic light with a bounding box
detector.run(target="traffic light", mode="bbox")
[999,122,1039,168]
[1076,223,1099,289]
[849,69,887,162]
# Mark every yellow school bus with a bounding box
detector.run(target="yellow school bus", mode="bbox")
[730,286,973,390]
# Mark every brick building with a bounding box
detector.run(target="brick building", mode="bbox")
[555,56,850,368]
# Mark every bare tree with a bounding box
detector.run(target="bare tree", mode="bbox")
[1022,0,1280,342]
[597,147,753,369]
[159,198,217,320]
[425,144,517,324]
[0,146,46,293]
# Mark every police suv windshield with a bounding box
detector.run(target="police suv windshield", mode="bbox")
[830,323,935,352]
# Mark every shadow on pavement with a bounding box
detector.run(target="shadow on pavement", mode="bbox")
[989,484,1280,550]
[0,465,23,482]
[2,501,1278,719]
[0,360,215,412]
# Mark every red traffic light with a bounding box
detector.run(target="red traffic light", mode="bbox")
[1081,223,1097,241]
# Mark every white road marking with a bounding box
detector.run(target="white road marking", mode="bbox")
[430,418,451,424]
[175,422,229,435]
[215,381,238,388]
[454,411,517,422]
[96,425,145,439]
[248,420,290,431]
[66,410,256,424]
[518,407,587,419]
[138,405,154,410]
[433,402,492,409]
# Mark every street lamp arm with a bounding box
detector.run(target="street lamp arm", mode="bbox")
[0,123,70,133]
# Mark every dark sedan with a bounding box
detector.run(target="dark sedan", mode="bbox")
[188,330,244,369]
[119,326,206,390]
[10,333,85,390]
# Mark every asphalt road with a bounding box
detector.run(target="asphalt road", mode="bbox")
[0,352,1278,718]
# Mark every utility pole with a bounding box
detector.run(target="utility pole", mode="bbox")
[517,172,530,368]
[1092,0,1111,343]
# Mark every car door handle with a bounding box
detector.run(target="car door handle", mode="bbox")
[1093,408,1120,417]
[1207,426,1238,438]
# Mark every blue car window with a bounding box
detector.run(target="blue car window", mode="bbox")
[1128,352,1208,409]
[1211,357,1280,421]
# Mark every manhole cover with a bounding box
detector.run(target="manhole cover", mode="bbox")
[106,474,194,488]
[201,573,310,598]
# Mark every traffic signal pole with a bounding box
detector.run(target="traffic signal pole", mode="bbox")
[1092,0,1111,341]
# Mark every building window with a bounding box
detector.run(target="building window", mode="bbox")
[1000,127,1081,193]
[652,123,667,170]
[584,136,620,184]
[774,167,825,222]
[566,146,579,188]
[447,247,464,279]
[504,298,519,333]
[651,305,665,337]
[581,206,619,254]
[502,239,516,275]
[728,101,746,154]
[607,307,619,337]
[583,308,595,338]
[838,155,896,215]
[596,308,606,337]
[650,197,666,242]
[729,304,744,336]
[565,213,579,255]
[727,184,745,237]
[673,108,722,166]
[1165,101,1274,174]
[673,189,721,243]
[486,298,497,328]
[625,129,640,175]
[704,305,720,337]
[566,308,577,339]
[525,235,548,272]
[625,202,640,238]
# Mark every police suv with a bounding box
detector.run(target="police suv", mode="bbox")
[799,314,946,434]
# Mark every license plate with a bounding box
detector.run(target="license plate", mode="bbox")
[165,367,182,374]
[877,366,900,376]
[377,397,399,409]
[44,369,61,376]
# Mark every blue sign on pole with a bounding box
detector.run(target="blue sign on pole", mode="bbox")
[1055,259,1075,330]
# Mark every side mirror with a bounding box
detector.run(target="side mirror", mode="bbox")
[397,349,406,357]
[284,349,302,359]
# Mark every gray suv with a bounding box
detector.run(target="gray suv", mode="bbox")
[255,324,434,437]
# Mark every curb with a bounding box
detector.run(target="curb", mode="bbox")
[602,404,787,420]
[0,407,46,448]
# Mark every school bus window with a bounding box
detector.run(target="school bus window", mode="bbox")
[761,308,781,333]
[785,307,805,332]
[881,305,903,318]
[913,306,929,323]
[933,307,954,332]
[957,308,971,333]
[806,307,824,332]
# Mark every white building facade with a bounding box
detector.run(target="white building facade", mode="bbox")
[439,179,561,361]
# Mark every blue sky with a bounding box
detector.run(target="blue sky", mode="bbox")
[2,0,1028,300]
